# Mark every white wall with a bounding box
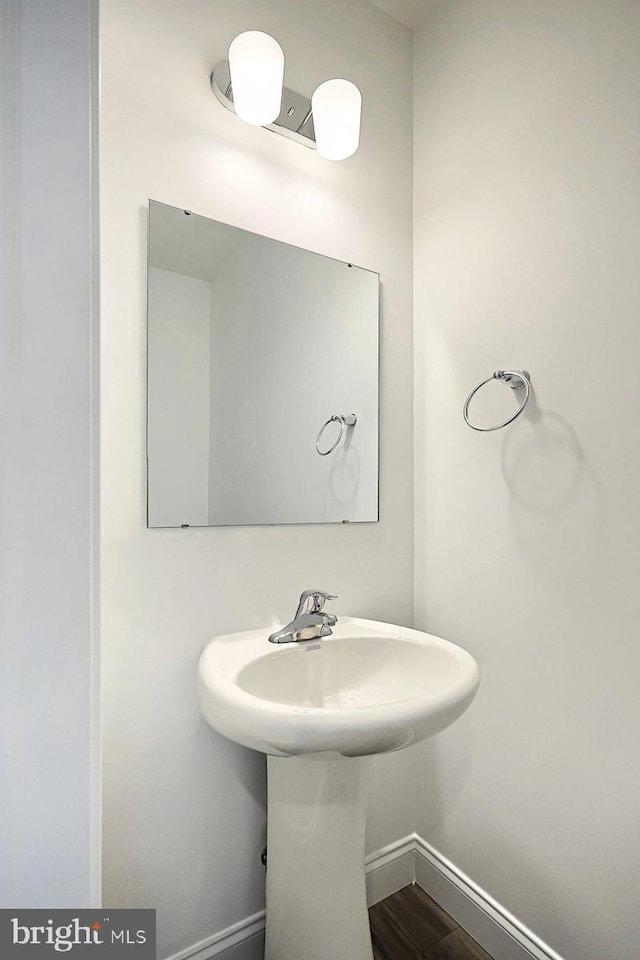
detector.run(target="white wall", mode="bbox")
[0,0,100,907]
[148,268,211,527]
[100,1,413,957]
[413,3,640,959]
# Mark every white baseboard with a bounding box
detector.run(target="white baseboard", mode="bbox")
[163,911,265,960]
[365,834,416,906]
[163,833,566,960]
[413,835,566,960]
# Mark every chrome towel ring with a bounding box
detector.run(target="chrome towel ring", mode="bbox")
[316,414,357,456]
[463,370,531,432]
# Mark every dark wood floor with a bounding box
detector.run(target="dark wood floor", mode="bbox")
[369,885,494,960]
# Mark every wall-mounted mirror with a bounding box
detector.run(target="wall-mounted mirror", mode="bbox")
[147,201,379,527]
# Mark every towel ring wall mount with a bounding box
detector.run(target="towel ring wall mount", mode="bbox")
[316,414,357,456]
[463,370,531,432]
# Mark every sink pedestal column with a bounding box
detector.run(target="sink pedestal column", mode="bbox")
[265,755,373,960]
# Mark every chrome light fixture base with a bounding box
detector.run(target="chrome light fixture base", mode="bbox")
[211,61,316,149]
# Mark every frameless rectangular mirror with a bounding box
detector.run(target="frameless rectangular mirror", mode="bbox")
[147,200,379,527]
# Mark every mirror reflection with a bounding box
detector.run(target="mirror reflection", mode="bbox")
[147,201,379,527]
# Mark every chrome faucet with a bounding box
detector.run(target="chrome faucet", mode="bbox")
[268,590,338,644]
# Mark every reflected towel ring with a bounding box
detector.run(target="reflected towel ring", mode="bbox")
[463,370,531,431]
[316,414,357,455]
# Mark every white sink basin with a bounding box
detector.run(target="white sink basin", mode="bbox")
[198,616,480,960]
[198,617,480,757]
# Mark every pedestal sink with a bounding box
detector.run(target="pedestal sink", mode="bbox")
[198,617,480,960]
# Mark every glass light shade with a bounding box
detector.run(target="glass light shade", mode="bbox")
[311,79,362,161]
[228,31,284,127]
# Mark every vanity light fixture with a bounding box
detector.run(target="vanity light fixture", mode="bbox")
[210,32,362,160]
[228,31,284,126]
[312,79,362,161]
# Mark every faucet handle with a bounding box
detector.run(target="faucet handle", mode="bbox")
[294,590,338,618]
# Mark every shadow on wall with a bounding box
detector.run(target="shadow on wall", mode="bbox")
[416,724,476,844]
[324,429,362,514]
[500,397,604,587]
